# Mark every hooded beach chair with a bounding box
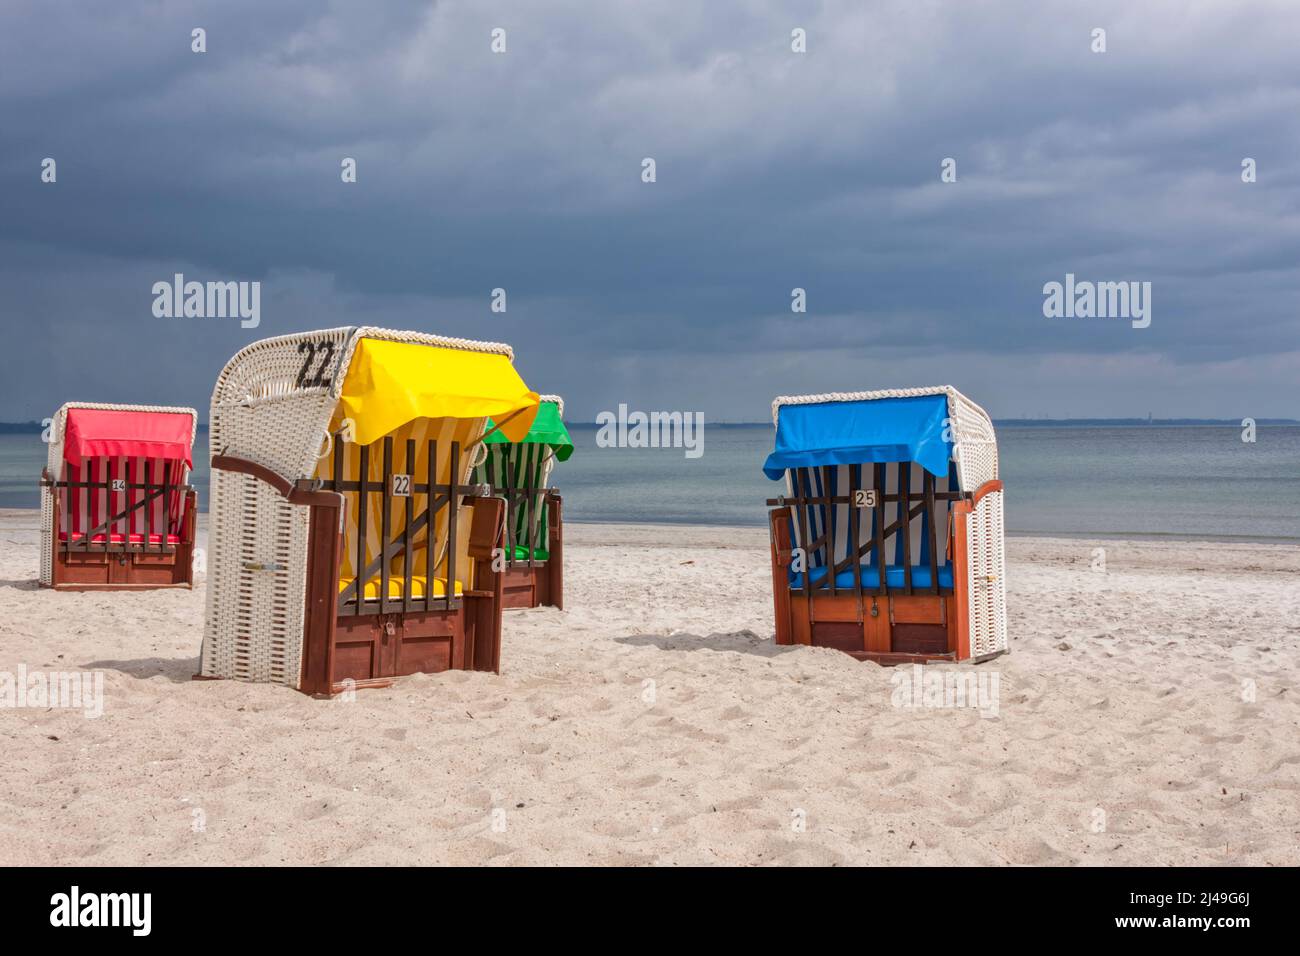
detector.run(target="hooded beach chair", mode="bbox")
[199,327,540,696]
[763,387,1008,663]
[473,395,572,609]
[40,402,198,590]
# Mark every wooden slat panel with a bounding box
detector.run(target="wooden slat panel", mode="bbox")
[873,463,887,598]
[865,596,891,653]
[849,463,862,613]
[823,466,837,596]
[526,445,537,569]
[380,437,392,613]
[143,460,152,553]
[403,437,414,614]
[768,507,794,646]
[792,468,813,600]
[105,458,116,545]
[448,441,459,613]
[159,461,170,554]
[426,438,437,614]
[891,595,947,625]
[809,621,865,653]
[900,463,913,594]
[503,444,515,564]
[925,469,939,595]
[791,595,861,623]
[355,442,369,615]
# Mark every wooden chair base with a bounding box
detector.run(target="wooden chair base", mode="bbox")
[778,590,960,658]
[194,596,499,698]
[46,491,196,591]
[329,598,498,688]
[768,487,1009,664]
[49,580,193,591]
[501,561,562,609]
[47,553,193,590]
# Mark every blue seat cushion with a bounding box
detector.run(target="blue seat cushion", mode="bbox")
[789,562,953,590]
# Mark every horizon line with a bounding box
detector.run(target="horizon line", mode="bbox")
[1,416,1298,432]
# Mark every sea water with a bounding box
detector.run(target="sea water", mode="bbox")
[2,425,1297,541]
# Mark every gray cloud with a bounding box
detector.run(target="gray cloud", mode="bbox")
[2,0,1298,421]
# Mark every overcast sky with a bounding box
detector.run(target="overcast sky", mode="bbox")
[2,0,1298,422]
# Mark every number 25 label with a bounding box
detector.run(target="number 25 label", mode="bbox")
[853,489,878,508]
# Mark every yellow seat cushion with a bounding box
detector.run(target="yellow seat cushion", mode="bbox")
[338,575,464,600]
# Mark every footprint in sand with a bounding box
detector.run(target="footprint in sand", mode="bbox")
[754,776,799,793]
[624,773,662,789]
[298,800,336,821]
[998,835,1078,866]
[592,818,640,838]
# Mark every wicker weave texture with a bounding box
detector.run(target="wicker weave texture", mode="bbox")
[965,490,1009,656]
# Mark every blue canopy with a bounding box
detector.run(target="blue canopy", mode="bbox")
[763,394,954,480]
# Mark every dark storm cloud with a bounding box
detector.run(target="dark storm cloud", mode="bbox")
[1,0,1298,421]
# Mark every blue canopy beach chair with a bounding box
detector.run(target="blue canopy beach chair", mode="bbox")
[763,387,1008,663]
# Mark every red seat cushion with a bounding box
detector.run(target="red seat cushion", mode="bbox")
[59,532,180,544]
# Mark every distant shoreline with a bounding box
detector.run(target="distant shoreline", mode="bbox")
[578,419,1300,428]
[2,507,1298,547]
[562,517,1300,547]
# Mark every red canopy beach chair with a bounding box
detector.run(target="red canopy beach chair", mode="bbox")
[39,402,198,590]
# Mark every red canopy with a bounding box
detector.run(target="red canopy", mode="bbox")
[63,408,193,467]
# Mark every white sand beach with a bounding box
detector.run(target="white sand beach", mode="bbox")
[1,510,1297,866]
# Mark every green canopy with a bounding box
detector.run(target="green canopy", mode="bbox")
[484,399,573,461]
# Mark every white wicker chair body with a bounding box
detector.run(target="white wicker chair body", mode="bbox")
[771,387,1008,658]
[40,402,198,587]
[201,327,517,689]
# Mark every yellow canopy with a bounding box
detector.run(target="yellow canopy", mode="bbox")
[338,337,540,447]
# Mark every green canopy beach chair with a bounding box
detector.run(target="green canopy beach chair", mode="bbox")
[475,395,573,608]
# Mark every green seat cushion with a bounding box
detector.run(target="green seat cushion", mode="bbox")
[510,545,550,561]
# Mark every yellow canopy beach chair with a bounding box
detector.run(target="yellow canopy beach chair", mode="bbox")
[200,327,539,695]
